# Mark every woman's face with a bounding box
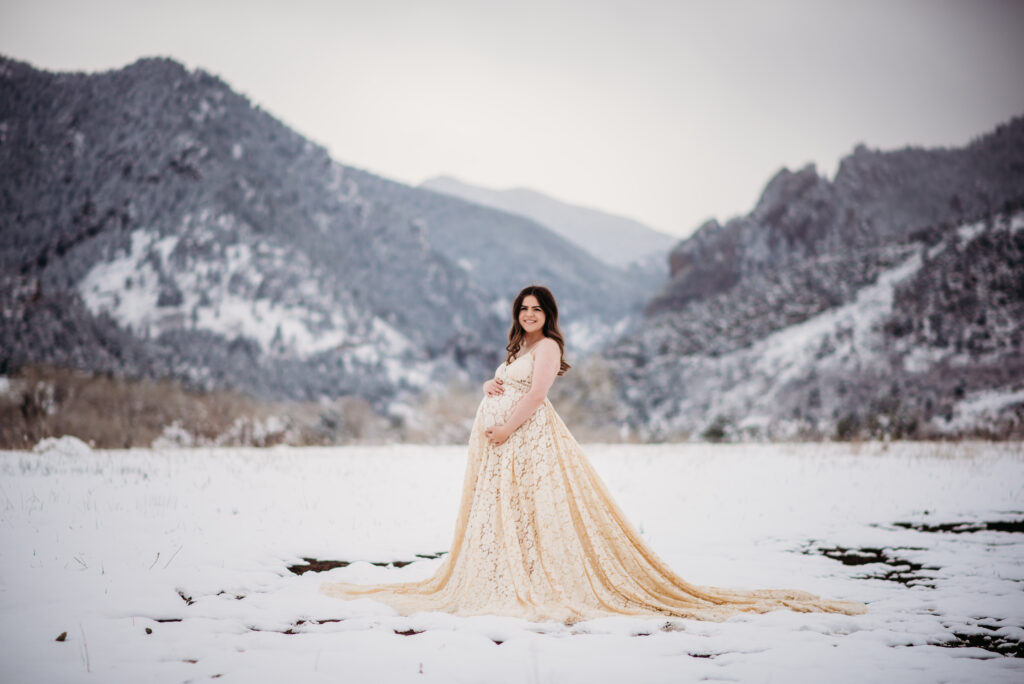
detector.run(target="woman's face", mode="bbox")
[518,295,546,336]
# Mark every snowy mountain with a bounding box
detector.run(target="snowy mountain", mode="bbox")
[607,118,1024,440]
[0,55,645,405]
[3,54,1021,441]
[420,175,677,272]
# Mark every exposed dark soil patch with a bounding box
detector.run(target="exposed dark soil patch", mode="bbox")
[176,590,194,605]
[376,560,413,569]
[246,619,346,635]
[803,545,939,587]
[392,627,501,644]
[245,625,300,636]
[892,519,1024,534]
[931,625,1023,658]
[288,558,350,575]
[288,553,448,575]
[295,618,344,626]
[154,618,182,623]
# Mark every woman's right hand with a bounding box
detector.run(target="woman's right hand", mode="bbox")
[483,378,504,397]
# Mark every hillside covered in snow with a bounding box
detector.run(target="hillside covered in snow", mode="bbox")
[607,118,1024,440]
[0,55,649,411]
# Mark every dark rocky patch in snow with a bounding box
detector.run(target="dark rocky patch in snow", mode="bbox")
[930,622,1024,659]
[287,558,350,575]
[892,518,1024,534]
[296,618,343,625]
[803,544,939,587]
[287,553,447,575]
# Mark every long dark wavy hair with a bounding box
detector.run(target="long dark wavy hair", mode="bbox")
[505,285,571,375]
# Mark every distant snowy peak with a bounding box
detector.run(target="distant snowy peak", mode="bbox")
[420,175,677,268]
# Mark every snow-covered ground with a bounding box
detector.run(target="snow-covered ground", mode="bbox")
[1,440,1022,683]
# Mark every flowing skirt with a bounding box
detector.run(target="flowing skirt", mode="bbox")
[319,383,867,624]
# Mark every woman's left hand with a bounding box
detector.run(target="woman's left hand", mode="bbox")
[485,424,511,446]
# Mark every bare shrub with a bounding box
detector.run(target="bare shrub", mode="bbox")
[0,365,399,449]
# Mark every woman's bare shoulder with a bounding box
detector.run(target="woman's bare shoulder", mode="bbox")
[533,337,560,356]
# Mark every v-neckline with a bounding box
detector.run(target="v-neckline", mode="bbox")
[507,345,538,367]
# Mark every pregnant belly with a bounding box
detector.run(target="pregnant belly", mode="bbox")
[477,389,525,425]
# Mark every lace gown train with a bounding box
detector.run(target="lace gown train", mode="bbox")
[320,352,867,623]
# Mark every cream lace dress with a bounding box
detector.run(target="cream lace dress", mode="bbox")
[320,350,867,623]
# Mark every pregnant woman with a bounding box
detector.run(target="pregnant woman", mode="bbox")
[320,285,867,623]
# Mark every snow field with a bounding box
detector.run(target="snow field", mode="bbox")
[0,441,1022,683]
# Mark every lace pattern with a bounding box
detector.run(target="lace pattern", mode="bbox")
[321,352,868,623]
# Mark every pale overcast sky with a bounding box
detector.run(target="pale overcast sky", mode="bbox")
[2,0,1023,237]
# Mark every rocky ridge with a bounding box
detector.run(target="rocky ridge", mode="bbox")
[607,116,1024,440]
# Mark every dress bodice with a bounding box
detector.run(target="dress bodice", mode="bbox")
[494,352,534,394]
